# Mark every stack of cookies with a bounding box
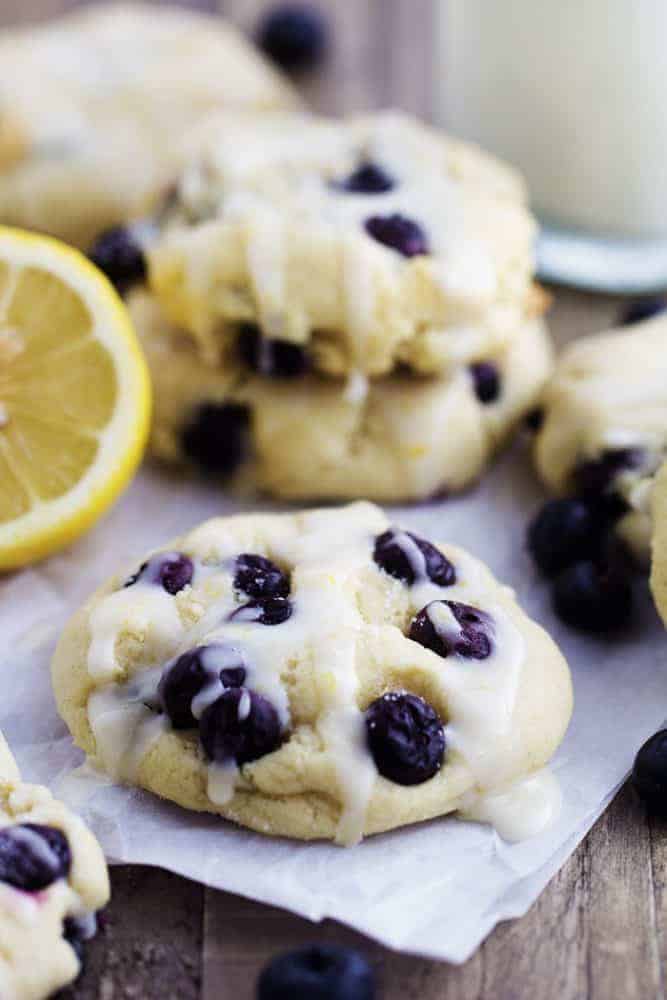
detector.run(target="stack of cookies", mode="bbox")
[120,110,552,502]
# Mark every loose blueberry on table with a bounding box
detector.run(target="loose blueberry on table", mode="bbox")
[256,4,329,73]
[409,601,493,660]
[365,691,445,786]
[364,214,429,258]
[373,528,456,587]
[552,560,633,634]
[180,402,250,479]
[257,944,375,1000]
[633,730,667,817]
[89,225,146,293]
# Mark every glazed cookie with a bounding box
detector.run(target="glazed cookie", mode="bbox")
[0,4,298,248]
[130,291,552,501]
[534,311,667,559]
[0,732,110,999]
[147,110,541,377]
[52,503,573,845]
[650,461,667,626]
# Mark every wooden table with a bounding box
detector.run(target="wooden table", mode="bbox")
[5,2,665,997]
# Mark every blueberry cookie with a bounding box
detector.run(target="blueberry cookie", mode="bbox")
[534,311,667,561]
[147,110,542,378]
[650,461,667,626]
[0,731,109,999]
[0,4,299,249]
[52,503,573,845]
[130,290,552,501]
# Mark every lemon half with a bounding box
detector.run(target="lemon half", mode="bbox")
[0,227,151,570]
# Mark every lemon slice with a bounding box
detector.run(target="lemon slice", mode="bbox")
[0,227,151,570]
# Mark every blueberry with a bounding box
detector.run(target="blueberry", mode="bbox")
[365,691,445,786]
[181,402,250,479]
[337,162,395,194]
[238,325,309,378]
[159,644,246,730]
[0,824,71,891]
[619,297,667,326]
[257,944,375,1000]
[373,529,456,587]
[552,560,634,633]
[528,498,599,577]
[234,553,290,600]
[125,551,194,595]
[524,407,544,432]
[409,601,493,660]
[469,362,501,404]
[633,730,667,816]
[364,214,429,258]
[573,448,644,497]
[256,4,328,74]
[230,597,293,626]
[89,226,146,293]
[199,688,282,765]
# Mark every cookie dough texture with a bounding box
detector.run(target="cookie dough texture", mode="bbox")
[148,110,540,377]
[650,461,667,626]
[0,4,299,248]
[52,502,573,845]
[130,290,553,502]
[0,734,110,1000]
[534,312,667,560]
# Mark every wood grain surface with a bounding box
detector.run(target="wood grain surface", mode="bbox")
[5,1,663,998]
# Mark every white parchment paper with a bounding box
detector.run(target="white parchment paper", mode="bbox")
[1,445,665,963]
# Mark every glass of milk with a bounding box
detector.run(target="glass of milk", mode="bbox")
[437,0,667,293]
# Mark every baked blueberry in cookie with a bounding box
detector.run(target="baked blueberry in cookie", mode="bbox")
[0,730,110,998]
[125,552,194,595]
[573,448,644,499]
[53,503,573,844]
[528,498,599,577]
[257,944,375,1000]
[337,161,395,194]
[364,214,429,258]
[159,644,247,730]
[365,692,445,786]
[181,402,250,479]
[200,688,283,765]
[373,529,456,587]
[0,824,71,891]
[469,362,501,404]
[238,325,309,378]
[229,596,293,625]
[234,554,291,600]
[89,225,146,293]
[409,601,493,660]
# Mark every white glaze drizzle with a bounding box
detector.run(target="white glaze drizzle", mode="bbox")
[459,768,562,842]
[83,503,559,845]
